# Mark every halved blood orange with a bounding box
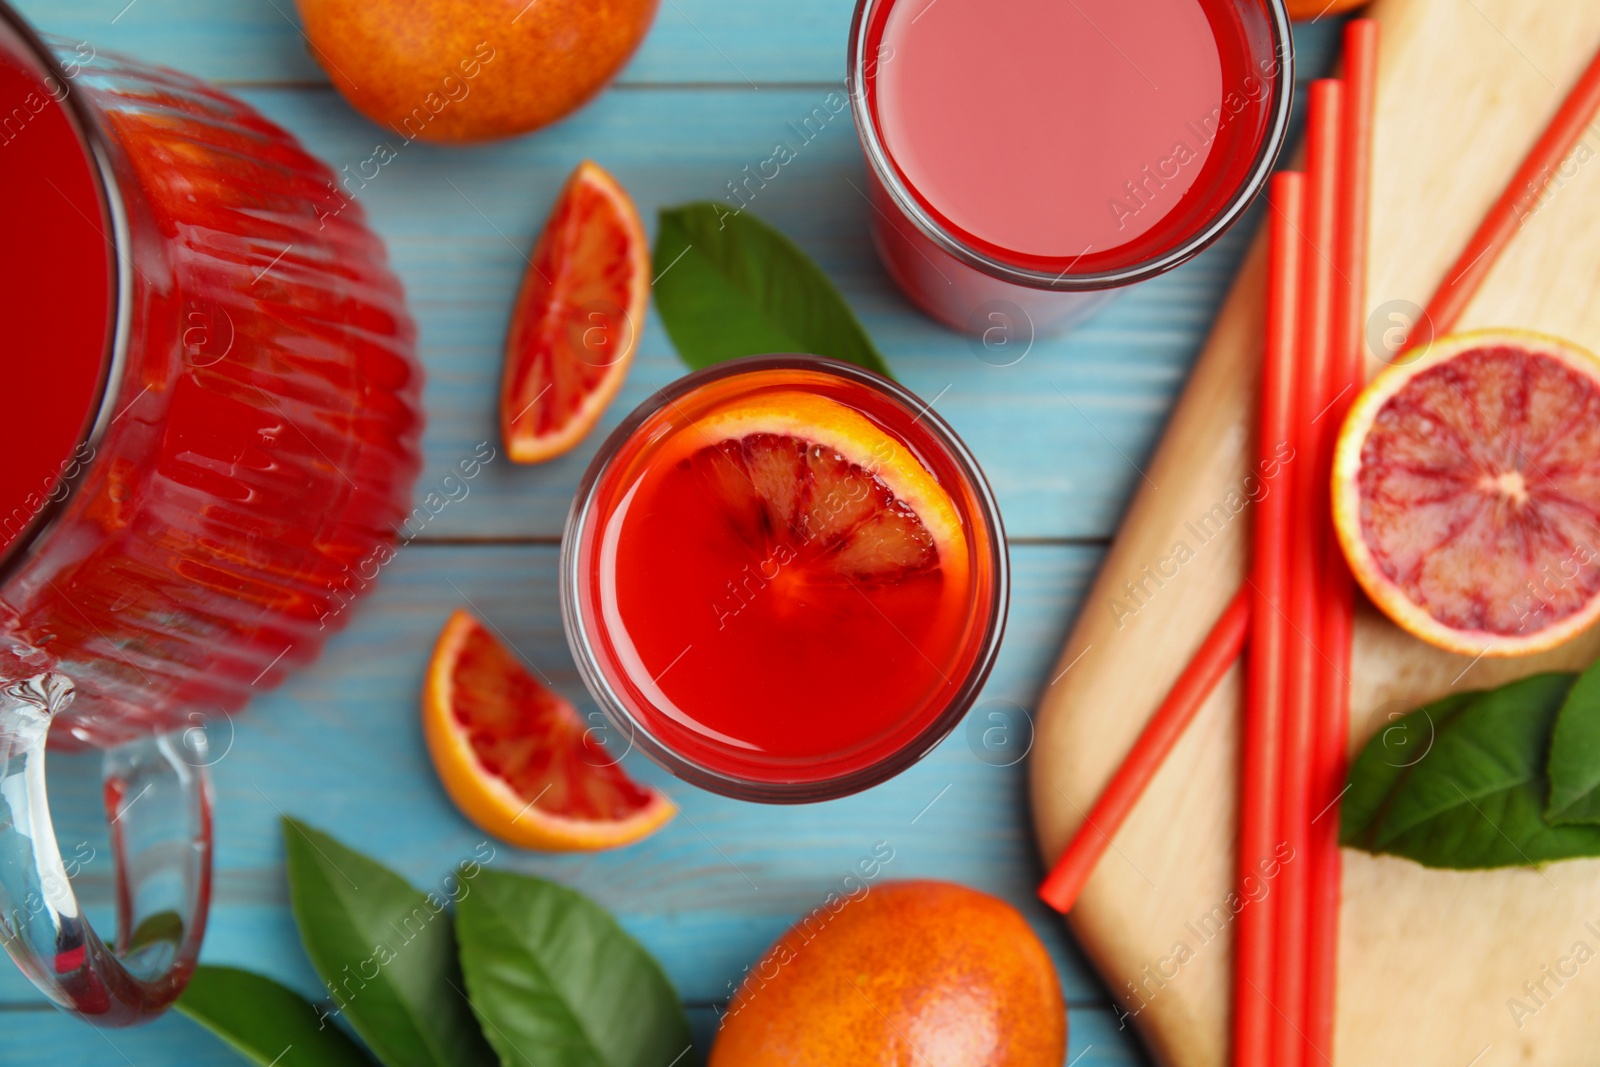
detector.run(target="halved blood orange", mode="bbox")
[501,160,649,464]
[1332,329,1600,657]
[677,391,968,590]
[423,609,674,851]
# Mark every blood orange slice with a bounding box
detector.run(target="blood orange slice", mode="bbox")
[501,160,649,464]
[423,609,673,850]
[679,391,968,589]
[1332,330,1600,657]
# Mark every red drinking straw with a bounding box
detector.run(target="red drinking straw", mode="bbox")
[1422,41,1600,338]
[1275,79,1344,1067]
[1306,21,1378,1066]
[1235,170,1306,1067]
[1037,586,1250,912]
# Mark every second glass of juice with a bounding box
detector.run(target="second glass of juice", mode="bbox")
[562,357,1008,801]
[849,0,1293,335]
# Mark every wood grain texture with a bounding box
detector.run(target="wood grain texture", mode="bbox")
[1033,2,1600,1065]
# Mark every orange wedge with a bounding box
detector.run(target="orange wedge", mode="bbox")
[501,160,649,464]
[688,391,966,562]
[423,609,674,851]
[671,389,970,597]
[1332,329,1600,657]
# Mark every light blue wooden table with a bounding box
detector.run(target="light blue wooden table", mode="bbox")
[0,2,1339,1062]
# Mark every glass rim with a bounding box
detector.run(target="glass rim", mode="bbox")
[0,6,129,583]
[559,354,1011,803]
[845,0,1296,292]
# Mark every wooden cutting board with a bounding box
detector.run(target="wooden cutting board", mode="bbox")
[1030,2,1600,1065]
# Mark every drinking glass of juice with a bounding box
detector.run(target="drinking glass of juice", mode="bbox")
[848,0,1293,335]
[562,357,1008,802]
[0,8,419,1023]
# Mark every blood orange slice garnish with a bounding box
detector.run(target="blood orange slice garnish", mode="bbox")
[1332,330,1600,657]
[501,159,649,464]
[423,609,673,851]
[678,391,968,590]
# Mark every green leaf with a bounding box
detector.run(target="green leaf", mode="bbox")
[176,964,375,1067]
[456,867,694,1067]
[1340,672,1600,869]
[653,202,892,378]
[1547,658,1600,824]
[128,909,184,951]
[1337,690,1480,840]
[282,817,495,1067]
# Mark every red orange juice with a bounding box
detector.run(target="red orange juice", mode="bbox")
[563,358,1007,800]
[848,0,1292,333]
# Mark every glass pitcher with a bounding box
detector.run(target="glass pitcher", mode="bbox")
[0,6,422,1024]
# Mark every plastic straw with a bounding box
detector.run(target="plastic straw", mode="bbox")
[1305,21,1379,1065]
[1422,43,1600,338]
[1235,170,1306,1067]
[1038,587,1250,913]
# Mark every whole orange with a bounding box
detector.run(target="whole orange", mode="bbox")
[710,880,1065,1066]
[294,0,659,143]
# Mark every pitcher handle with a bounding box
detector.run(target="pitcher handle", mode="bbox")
[0,672,213,1025]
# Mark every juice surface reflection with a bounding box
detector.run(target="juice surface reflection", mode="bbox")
[576,368,1001,787]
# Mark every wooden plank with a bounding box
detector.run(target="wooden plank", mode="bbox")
[6,20,1344,542]
[0,1003,1147,1065]
[229,71,1336,544]
[16,0,859,87]
[17,0,1337,89]
[226,83,1248,543]
[0,545,1127,1014]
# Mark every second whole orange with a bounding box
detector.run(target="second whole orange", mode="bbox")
[710,880,1065,1066]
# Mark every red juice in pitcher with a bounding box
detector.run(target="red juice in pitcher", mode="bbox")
[0,28,423,750]
[563,358,1008,801]
[0,49,111,558]
[0,18,421,1023]
[849,0,1292,332]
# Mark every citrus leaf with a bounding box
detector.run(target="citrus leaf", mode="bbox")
[1547,658,1600,825]
[1340,673,1600,869]
[176,965,376,1067]
[456,867,694,1067]
[282,817,495,1067]
[128,909,184,951]
[1336,690,1480,841]
[653,202,892,378]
